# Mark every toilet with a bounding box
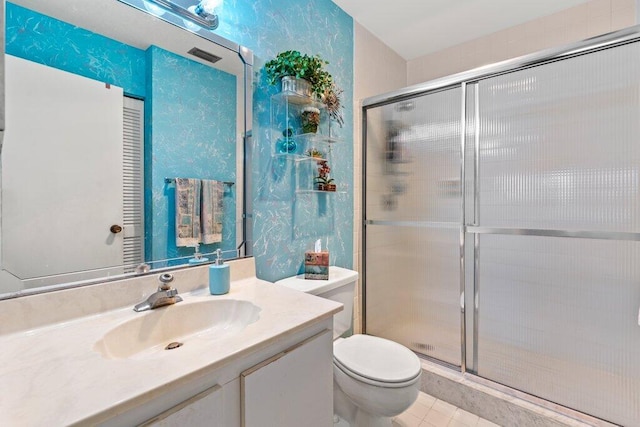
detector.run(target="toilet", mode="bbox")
[275,266,421,427]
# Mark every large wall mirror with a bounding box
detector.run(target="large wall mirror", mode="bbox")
[1,0,253,298]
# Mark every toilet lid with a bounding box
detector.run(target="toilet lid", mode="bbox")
[333,335,421,383]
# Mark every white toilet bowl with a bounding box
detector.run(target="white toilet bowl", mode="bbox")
[274,267,422,427]
[332,334,421,427]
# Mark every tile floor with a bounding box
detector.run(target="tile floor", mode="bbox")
[392,392,500,427]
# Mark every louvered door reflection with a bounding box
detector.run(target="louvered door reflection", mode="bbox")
[123,97,144,271]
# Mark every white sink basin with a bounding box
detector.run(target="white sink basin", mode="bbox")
[94,299,260,359]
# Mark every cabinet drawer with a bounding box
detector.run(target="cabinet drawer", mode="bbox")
[140,384,222,427]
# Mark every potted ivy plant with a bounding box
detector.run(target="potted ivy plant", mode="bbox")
[265,50,345,129]
[264,50,333,98]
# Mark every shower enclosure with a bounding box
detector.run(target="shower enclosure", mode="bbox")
[362,27,640,426]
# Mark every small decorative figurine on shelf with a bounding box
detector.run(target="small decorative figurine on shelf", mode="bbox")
[314,160,336,191]
[305,147,325,161]
[322,82,344,128]
[301,106,321,134]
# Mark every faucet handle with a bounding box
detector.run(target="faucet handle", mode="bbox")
[157,273,175,291]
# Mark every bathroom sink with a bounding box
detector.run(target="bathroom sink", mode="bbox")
[94,299,261,360]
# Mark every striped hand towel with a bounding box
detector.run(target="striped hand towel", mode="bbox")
[175,178,202,247]
[201,179,224,244]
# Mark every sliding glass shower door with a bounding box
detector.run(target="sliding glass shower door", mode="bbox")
[364,87,463,366]
[363,34,640,426]
[470,41,640,427]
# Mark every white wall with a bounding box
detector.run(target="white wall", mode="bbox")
[407,0,637,85]
[353,22,407,332]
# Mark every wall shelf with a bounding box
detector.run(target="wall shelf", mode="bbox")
[270,89,344,195]
[295,189,346,195]
[271,91,323,107]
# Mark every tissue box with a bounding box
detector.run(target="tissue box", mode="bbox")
[305,251,329,280]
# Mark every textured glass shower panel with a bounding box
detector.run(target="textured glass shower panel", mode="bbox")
[365,87,462,366]
[365,88,462,223]
[366,224,461,365]
[476,235,640,426]
[477,43,640,232]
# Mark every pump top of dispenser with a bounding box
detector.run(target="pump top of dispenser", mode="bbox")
[214,248,224,265]
[188,244,209,264]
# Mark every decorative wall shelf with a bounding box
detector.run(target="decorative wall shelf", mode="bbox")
[270,90,342,194]
[295,189,347,195]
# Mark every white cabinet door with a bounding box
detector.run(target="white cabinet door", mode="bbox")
[140,384,223,427]
[241,329,333,427]
[3,55,123,279]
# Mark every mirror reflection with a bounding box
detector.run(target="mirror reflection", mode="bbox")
[1,0,250,296]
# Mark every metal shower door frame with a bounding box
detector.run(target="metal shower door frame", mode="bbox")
[361,24,640,374]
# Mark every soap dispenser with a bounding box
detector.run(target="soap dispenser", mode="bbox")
[209,249,230,295]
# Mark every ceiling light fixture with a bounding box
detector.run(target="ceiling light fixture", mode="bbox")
[143,0,222,30]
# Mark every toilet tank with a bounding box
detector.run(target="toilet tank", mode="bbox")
[275,266,358,339]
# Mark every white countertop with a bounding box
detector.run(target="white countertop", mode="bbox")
[0,275,342,426]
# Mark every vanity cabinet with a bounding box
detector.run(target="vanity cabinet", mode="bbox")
[270,91,343,194]
[114,324,334,427]
[241,329,333,427]
[0,253,342,426]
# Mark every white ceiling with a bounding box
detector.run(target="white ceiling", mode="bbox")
[332,0,593,60]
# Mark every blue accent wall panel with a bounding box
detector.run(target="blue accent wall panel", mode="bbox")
[145,46,237,262]
[217,0,355,282]
[5,2,145,97]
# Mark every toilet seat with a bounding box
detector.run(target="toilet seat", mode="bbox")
[333,335,421,388]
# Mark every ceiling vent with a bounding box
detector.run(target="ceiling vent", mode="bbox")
[188,47,222,64]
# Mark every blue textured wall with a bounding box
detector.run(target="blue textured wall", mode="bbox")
[5,2,146,97]
[145,46,237,262]
[216,0,355,282]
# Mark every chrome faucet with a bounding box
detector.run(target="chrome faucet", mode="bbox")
[133,273,183,312]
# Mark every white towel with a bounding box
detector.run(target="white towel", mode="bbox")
[200,179,224,244]
[175,178,202,247]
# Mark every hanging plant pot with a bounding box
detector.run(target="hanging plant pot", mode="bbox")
[301,107,320,134]
[265,51,333,99]
[281,76,312,98]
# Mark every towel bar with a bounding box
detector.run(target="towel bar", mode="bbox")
[164,178,234,186]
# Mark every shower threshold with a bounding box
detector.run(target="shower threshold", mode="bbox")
[418,358,618,427]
